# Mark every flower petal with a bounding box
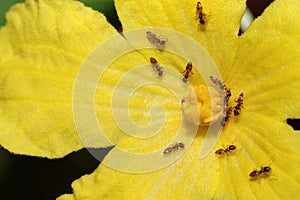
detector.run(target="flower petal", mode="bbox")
[88,44,203,158]
[219,2,300,195]
[0,0,116,158]
[59,119,300,200]
[225,0,300,88]
[115,0,246,79]
[58,130,221,200]
[217,114,300,199]
[59,1,300,199]
[59,121,300,200]
[245,60,300,120]
[115,0,245,36]
[60,59,300,199]
[56,194,75,200]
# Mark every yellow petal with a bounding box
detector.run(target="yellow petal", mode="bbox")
[226,0,300,87]
[215,0,300,197]
[59,121,299,199]
[88,48,204,155]
[59,121,300,199]
[0,0,116,158]
[58,131,220,200]
[56,194,75,200]
[245,60,300,120]
[115,0,245,37]
[216,120,300,199]
[115,0,246,79]
[59,0,300,199]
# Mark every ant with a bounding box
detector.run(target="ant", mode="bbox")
[249,166,271,179]
[163,142,185,154]
[182,62,193,83]
[209,76,230,98]
[209,76,230,102]
[146,31,167,50]
[223,87,231,113]
[196,1,207,25]
[220,106,233,126]
[225,88,231,101]
[209,76,234,126]
[215,144,236,155]
[209,76,225,90]
[233,93,244,116]
[150,57,164,77]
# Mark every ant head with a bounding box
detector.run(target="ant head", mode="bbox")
[178,142,185,149]
[150,57,156,64]
[263,166,271,173]
[228,145,236,151]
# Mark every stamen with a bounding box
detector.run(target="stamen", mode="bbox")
[182,84,223,126]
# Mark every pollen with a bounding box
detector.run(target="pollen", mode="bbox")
[182,84,223,126]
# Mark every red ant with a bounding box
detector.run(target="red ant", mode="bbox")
[215,144,236,155]
[196,1,207,25]
[150,57,164,77]
[220,106,233,127]
[249,166,271,179]
[182,62,193,83]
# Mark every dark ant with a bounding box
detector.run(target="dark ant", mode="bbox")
[209,76,244,125]
[209,76,231,102]
[196,1,207,25]
[233,93,244,116]
[220,106,233,126]
[146,31,167,50]
[163,142,185,154]
[209,76,225,90]
[209,76,234,126]
[223,87,231,114]
[225,88,231,101]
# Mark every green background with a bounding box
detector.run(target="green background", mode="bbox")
[0,0,120,28]
[0,0,24,26]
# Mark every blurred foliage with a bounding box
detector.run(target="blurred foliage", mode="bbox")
[0,0,24,26]
[80,0,121,30]
[0,0,121,29]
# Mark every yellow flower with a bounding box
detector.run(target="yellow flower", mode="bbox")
[1,0,300,199]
